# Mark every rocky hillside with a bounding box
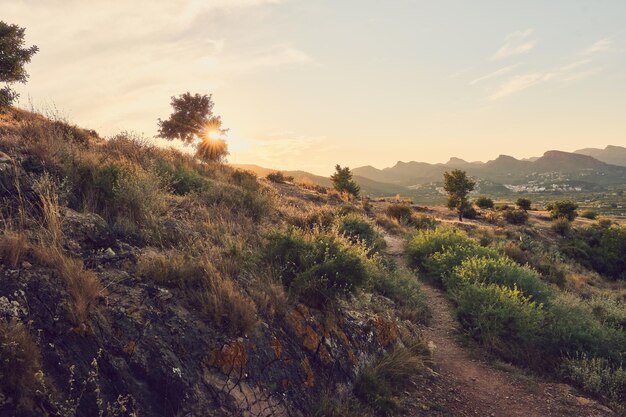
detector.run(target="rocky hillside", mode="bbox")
[0,108,430,417]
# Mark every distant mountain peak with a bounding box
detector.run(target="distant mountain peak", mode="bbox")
[446,157,468,165]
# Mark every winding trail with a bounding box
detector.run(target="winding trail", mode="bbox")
[382,233,614,417]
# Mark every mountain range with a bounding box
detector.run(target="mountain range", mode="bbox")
[234,145,626,197]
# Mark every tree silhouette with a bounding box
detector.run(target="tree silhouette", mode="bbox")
[157,92,228,162]
[0,21,39,106]
[443,169,475,221]
[331,165,360,199]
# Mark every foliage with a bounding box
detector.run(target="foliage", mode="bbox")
[562,355,626,408]
[516,198,531,211]
[474,196,494,209]
[406,228,473,270]
[337,213,385,253]
[580,210,598,220]
[331,165,360,198]
[266,171,294,183]
[443,169,476,221]
[263,229,370,307]
[560,224,626,280]
[452,256,553,304]
[549,200,578,221]
[157,92,228,162]
[372,270,429,323]
[551,218,571,236]
[0,21,39,106]
[452,283,545,365]
[503,208,528,225]
[384,204,412,222]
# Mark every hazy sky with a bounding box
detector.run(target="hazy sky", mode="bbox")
[5,0,626,175]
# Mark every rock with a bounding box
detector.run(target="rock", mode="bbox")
[103,247,116,259]
[61,208,111,248]
[21,261,32,269]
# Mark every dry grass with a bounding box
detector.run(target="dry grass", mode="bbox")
[195,261,258,337]
[0,231,27,268]
[32,245,101,329]
[0,318,43,412]
[136,249,204,287]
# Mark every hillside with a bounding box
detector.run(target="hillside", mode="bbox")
[1,108,625,417]
[575,145,626,167]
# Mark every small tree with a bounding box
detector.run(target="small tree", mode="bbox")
[549,200,578,221]
[331,165,360,199]
[516,198,531,211]
[0,21,39,106]
[157,92,228,162]
[443,169,476,221]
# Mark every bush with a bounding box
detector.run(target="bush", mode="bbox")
[406,228,474,270]
[266,171,294,183]
[453,256,553,304]
[562,355,626,408]
[580,210,598,220]
[503,208,528,225]
[385,204,412,222]
[156,160,209,195]
[410,214,439,230]
[462,205,478,219]
[263,229,369,307]
[474,196,494,209]
[551,218,571,236]
[337,214,385,253]
[516,198,531,211]
[452,283,545,366]
[426,243,499,286]
[372,270,429,323]
[354,342,426,415]
[550,200,578,221]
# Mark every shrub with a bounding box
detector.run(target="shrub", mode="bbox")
[156,161,209,195]
[263,229,369,307]
[337,214,385,253]
[372,270,429,323]
[406,228,474,270]
[549,200,578,221]
[453,256,553,304]
[474,196,494,209]
[503,208,528,225]
[410,214,438,230]
[426,243,499,286]
[516,198,531,211]
[562,355,626,408]
[354,342,426,415]
[461,205,478,219]
[551,218,571,236]
[266,171,293,183]
[580,210,598,220]
[385,204,412,222]
[0,319,43,414]
[452,283,545,366]
[484,211,503,225]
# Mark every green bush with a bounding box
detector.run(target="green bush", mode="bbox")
[474,196,494,209]
[551,218,571,236]
[337,214,385,253]
[580,210,598,220]
[503,208,528,225]
[562,355,626,407]
[550,200,578,221]
[263,229,369,307]
[156,160,209,195]
[266,171,294,183]
[372,270,429,323]
[426,243,499,286]
[516,198,531,211]
[385,204,412,222]
[452,283,545,366]
[406,228,474,270]
[410,214,439,230]
[453,256,553,304]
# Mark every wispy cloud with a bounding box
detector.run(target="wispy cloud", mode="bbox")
[563,67,603,82]
[488,72,554,100]
[492,29,536,60]
[469,64,520,85]
[581,38,611,56]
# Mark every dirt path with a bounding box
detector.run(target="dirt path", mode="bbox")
[382,233,615,417]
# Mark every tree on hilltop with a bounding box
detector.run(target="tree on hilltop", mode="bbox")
[443,169,475,221]
[331,165,360,199]
[0,21,39,106]
[157,92,228,162]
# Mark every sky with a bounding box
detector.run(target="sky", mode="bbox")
[4,0,626,175]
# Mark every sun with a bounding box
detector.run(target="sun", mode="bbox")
[206,130,221,141]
